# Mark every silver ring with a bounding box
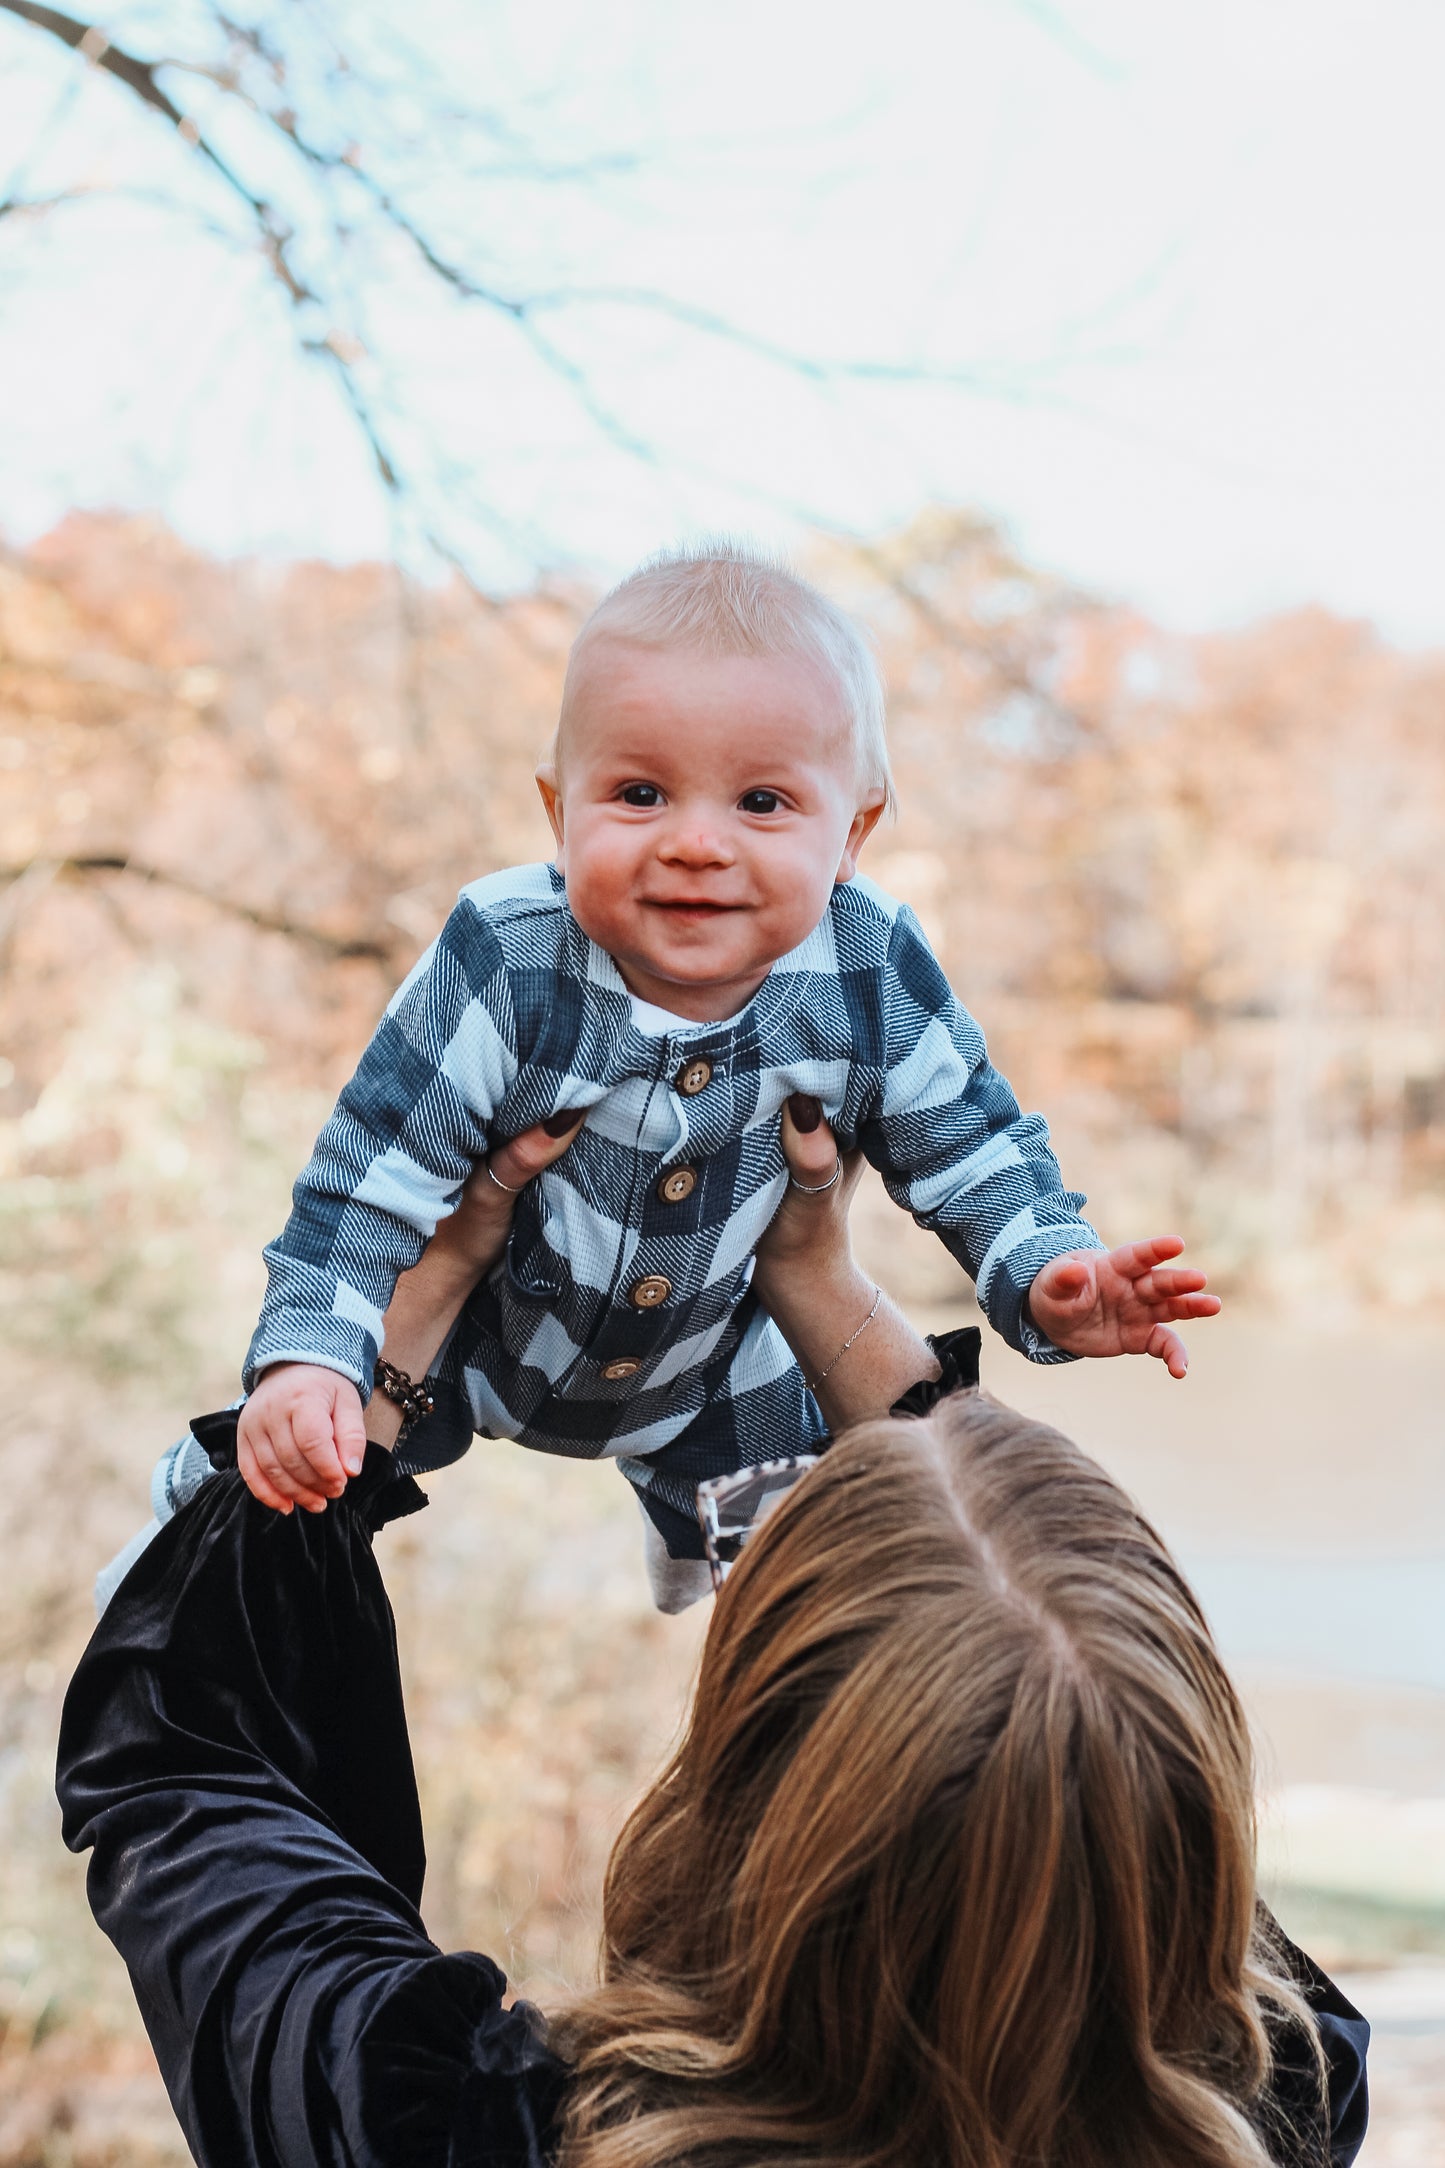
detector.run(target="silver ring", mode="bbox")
[485,1161,525,1196]
[789,1156,842,1195]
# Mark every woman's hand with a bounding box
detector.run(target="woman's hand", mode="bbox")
[366,1110,585,1450]
[751,1094,866,1293]
[753,1095,940,1432]
[433,1111,587,1280]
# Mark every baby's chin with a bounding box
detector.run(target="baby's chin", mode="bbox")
[639,944,769,989]
[573,898,820,1005]
[618,935,782,1011]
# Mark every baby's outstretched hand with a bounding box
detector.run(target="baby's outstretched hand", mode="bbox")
[1026,1237,1221,1379]
[237,1362,367,1514]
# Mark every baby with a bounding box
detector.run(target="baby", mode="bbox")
[236,545,1216,1607]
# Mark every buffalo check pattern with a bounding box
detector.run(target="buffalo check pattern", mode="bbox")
[245,863,1105,1526]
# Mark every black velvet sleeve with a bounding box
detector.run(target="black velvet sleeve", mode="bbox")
[1258,1923,1371,2168]
[56,1426,566,2168]
[889,1324,982,1415]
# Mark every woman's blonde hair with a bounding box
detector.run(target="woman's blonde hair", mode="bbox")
[556,1396,1322,2168]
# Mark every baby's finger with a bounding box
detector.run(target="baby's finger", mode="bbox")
[1135,1266,1210,1302]
[1112,1234,1187,1280]
[260,1422,338,1510]
[1038,1255,1093,1304]
[1146,1322,1190,1378]
[238,1434,294,1515]
[780,1094,841,1187]
[289,1403,349,1496]
[245,1427,330,1514]
[333,1392,368,1480]
[1143,1283,1221,1318]
[1150,1293,1221,1323]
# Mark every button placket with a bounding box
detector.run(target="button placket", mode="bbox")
[614,1026,730,1332]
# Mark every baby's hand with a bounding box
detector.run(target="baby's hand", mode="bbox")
[1026,1236,1221,1379]
[237,1363,367,1514]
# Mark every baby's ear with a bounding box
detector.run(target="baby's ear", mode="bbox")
[535,763,565,854]
[835,792,887,883]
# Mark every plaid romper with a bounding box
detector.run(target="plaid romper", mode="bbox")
[244,863,1104,1551]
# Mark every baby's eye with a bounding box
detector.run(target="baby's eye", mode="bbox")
[739,789,782,815]
[621,783,661,807]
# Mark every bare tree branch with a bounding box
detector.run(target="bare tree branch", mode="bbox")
[0,853,397,959]
[0,0,1131,630]
[0,0,1070,516]
[0,0,316,301]
[0,185,86,220]
[0,0,630,574]
[1007,0,1124,80]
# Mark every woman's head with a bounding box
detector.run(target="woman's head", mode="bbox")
[559,1397,1317,2168]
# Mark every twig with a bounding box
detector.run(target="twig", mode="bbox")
[0,0,316,302]
[0,854,396,958]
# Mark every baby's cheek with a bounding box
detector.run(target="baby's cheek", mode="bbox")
[557,849,626,951]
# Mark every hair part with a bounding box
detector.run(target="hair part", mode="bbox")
[558,540,895,816]
[554,1395,1324,2168]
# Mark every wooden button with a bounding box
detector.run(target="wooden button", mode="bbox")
[676,1057,713,1096]
[628,1273,672,1308]
[601,1357,642,1381]
[657,1165,697,1204]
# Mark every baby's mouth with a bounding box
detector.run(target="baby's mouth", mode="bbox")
[643,898,742,916]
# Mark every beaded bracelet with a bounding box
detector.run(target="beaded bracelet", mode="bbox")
[804,1283,882,1395]
[373,1358,436,1444]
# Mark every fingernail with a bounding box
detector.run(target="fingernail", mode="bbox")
[789,1094,823,1133]
[544,1108,586,1136]
[345,1455,363,1477]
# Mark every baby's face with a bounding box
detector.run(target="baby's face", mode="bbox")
[538,638,884,1020]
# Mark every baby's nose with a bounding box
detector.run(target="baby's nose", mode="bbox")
[660,815,734,864]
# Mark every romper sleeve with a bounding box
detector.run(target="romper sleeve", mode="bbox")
[55,1428,566,2168]
[860,906,1108,1360]
[244,892,522,1399]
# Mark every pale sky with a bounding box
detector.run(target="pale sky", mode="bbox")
[2,0,1443,642]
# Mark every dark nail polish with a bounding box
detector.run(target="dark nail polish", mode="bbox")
[543,1108,586,1137]
[789,1094,823,1133]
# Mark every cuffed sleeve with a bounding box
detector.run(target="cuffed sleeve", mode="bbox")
[244,896,520,1396]
[860,908,1107,1359]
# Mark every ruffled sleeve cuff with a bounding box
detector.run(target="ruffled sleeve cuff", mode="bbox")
[346,1951,567,2168]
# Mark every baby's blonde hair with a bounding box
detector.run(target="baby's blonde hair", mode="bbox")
[559,540,895,814]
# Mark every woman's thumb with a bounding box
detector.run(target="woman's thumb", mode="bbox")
[781,1094,838,1183]
[491,1107,586,1188]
